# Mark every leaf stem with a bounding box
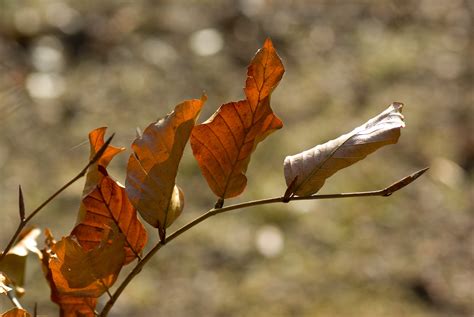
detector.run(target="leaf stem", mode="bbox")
[99,167,428,316]
[0,134,115,261]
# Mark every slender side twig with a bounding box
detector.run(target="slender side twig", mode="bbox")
[99,167,428,316]
[0,134,115,261]
[6,288,23,310]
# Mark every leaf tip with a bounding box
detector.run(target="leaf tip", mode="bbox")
[383,167,429,196]
[263,37,274,48]
[200,92,208,103]
[391,101,404,111]
[411,166,429,180]
[88,126,108,143]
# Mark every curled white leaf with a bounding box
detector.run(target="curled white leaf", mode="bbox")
[284,102,405,196]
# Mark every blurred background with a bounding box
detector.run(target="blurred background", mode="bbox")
[0,0,472,316]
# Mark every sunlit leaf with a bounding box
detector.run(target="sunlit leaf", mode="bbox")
[49,228,125,298]
[53,295,97,317]
[82,127,125,197]
[284,103,405,196]
[126,96,206,236]
[72,168,147,264]
[0,227,41,295]
[41,229,97,317]
[0,272,12,295]
[0,308,31,317]
[191,38,284,199]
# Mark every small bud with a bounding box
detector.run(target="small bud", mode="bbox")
[18,185,25,222]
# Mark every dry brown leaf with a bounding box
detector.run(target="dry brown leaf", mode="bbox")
[284,103,405,196]
[72,168,147,264]
[0,308,31,317]
[0,272,12,295]
[54,296,97,317]
[125,96,206,235]
[82,127,125,196]
[0,227,41,293]
[76,127,125,231]
[49,228,125,297]
[41,230,97,317]
[191,38,284,199]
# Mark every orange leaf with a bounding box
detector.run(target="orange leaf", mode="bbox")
[82,127,125,196]
[191,38,284,199]
[49,228,125,298]
[126,97,206,235]
[72,168,148,264]
[53,296,97,317]
[0,308,31,317]
[74,127,125,246]
[41,230,97,317]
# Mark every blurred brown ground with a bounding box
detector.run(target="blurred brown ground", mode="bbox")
[0,0,472,316]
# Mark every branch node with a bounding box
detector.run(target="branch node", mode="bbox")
[283,176,298,202]
[158,228,167,244]
[215,198,224,209]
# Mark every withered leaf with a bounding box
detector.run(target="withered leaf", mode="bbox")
[49,228,125,297]
[72,168,147,264]
[0,272,12,295]
[75,127,125,233]
[0,227,41,292]
[41,230,97,317]
[284,103,405,196]
[125,96,206,234]
[191,38,284,199]
[82,127,125,197]
[0,308,31,317]
[54,296,97,317]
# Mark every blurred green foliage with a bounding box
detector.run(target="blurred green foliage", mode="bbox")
[0,0,472,316]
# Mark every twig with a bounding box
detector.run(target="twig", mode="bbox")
[6,288,22,310]
[99,167,428,316]
[99,242,164,316]
[18,186,25,222]
[0,134,115,261]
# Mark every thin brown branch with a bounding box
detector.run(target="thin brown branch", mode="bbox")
[6,288,23,310]
[99,167,428,316]
[99,242,164,316]
[0,134,115,261]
